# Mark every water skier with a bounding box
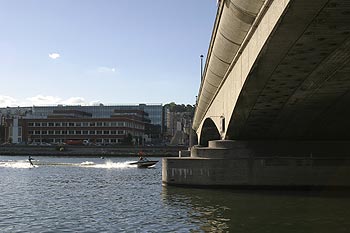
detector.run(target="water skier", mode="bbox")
[28,156,34,166]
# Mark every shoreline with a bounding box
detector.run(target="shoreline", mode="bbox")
[0,145,185,157]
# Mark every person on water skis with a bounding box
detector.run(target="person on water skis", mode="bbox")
[28,155,34,166]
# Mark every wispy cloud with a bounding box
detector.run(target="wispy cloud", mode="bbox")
[65,97,87,105]
[26,95,92,106]
[97,66,117,73]
[48,53,60,59]
[0,95,18,107]
[89,100,103,106]
[27,95,62,105]
[0,95,102,107]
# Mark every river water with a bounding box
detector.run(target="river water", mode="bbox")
[0,155,350,233]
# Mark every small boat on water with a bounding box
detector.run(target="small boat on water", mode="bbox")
[129,158,158,168]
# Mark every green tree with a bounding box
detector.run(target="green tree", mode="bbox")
[122,133,133,145]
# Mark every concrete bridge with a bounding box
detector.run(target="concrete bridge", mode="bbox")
[163,0,350,188]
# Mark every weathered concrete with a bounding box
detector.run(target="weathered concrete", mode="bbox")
[163,140,350,188]
[166,0,350,188]
[163,0,350,188]
[179,150,190,157]
[194,0,350,143]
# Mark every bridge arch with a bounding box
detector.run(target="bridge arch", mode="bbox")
[199,118,221,146]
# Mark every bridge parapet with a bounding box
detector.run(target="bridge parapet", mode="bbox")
[194,0,267,131]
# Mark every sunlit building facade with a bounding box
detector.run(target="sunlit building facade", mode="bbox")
[0,104,164,144]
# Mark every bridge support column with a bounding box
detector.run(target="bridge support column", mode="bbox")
[162,140,350,189]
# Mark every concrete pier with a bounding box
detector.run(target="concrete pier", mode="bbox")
[162,140,350,188]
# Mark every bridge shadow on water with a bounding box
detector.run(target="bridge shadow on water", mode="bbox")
[162,186,350,233]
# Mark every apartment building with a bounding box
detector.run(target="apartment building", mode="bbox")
[1,105,157,145]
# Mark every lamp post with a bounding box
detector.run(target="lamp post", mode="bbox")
[200,55,204,81]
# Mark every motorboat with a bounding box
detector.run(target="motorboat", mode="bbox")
[129,158,158,168]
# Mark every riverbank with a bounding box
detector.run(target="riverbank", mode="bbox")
[0,145,186,157]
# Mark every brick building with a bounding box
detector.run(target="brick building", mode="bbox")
[3,107,151,145]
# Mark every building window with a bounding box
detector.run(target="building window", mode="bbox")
[89,130,95,135]
[103,122,109,127]
[28,130,34,135]
[83,131,88,135]
[83,122,89,127]
[118,122,124,127]
[103,130,109,135]
[42,131,47,135]
[90,122,95,127]
[55,130,61,135]
[111,122,117,127]
[69,122,74,127]
[35,130,41,135]
[28,122,34,127]
[48,122,54,127]
[55,122,61,127]
[48,131,54,135]
[96,130,102,135]
[76,130,81,135]
[62,122,67,127]
[111,130,116,135]
[103,139,110,144]
[61,130,67,135]
[35,122,41,127]
[42,122,47,127]
[69,130,75,135]
[111,139,117,143]
[76,122,81,127]
[118,130,124,135]
[97,122,102,127]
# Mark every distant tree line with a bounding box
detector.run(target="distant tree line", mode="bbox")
[164,102,195,115]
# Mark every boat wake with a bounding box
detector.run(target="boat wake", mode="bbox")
[0,159,136,169]
[0,160,36,169]
[80,160,136,169]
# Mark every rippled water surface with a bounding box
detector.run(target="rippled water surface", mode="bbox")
[1,155,350,232]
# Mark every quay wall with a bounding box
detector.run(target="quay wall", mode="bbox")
[0,145,184,157]
[163,141,350,188]
[163,157,350,188]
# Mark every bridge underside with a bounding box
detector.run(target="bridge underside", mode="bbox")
[163,0,350,188]
[227,0,350,140]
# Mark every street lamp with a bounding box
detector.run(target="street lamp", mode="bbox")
[200,54,204,81]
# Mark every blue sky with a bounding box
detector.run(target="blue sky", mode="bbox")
[0,0,217,107]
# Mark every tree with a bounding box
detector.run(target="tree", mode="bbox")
[164,102,195,116]
[122,133,133,145]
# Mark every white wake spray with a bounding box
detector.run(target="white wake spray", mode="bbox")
[80,160,137,169]
[0,160,36,168]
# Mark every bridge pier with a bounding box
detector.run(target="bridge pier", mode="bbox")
[162,140,350,189]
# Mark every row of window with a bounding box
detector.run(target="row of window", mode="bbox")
[27,121,145,130]
[28,130,126,135]
[32,138,122,144]
[27,121,136,127]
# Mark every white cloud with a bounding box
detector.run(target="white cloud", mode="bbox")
[0,95,101,107]
[0,95,18,107]
[49,53,60,59]
[97,66,117,73]
[64,97,87,105]
[27,95,62,105]
[89,100,103,106]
